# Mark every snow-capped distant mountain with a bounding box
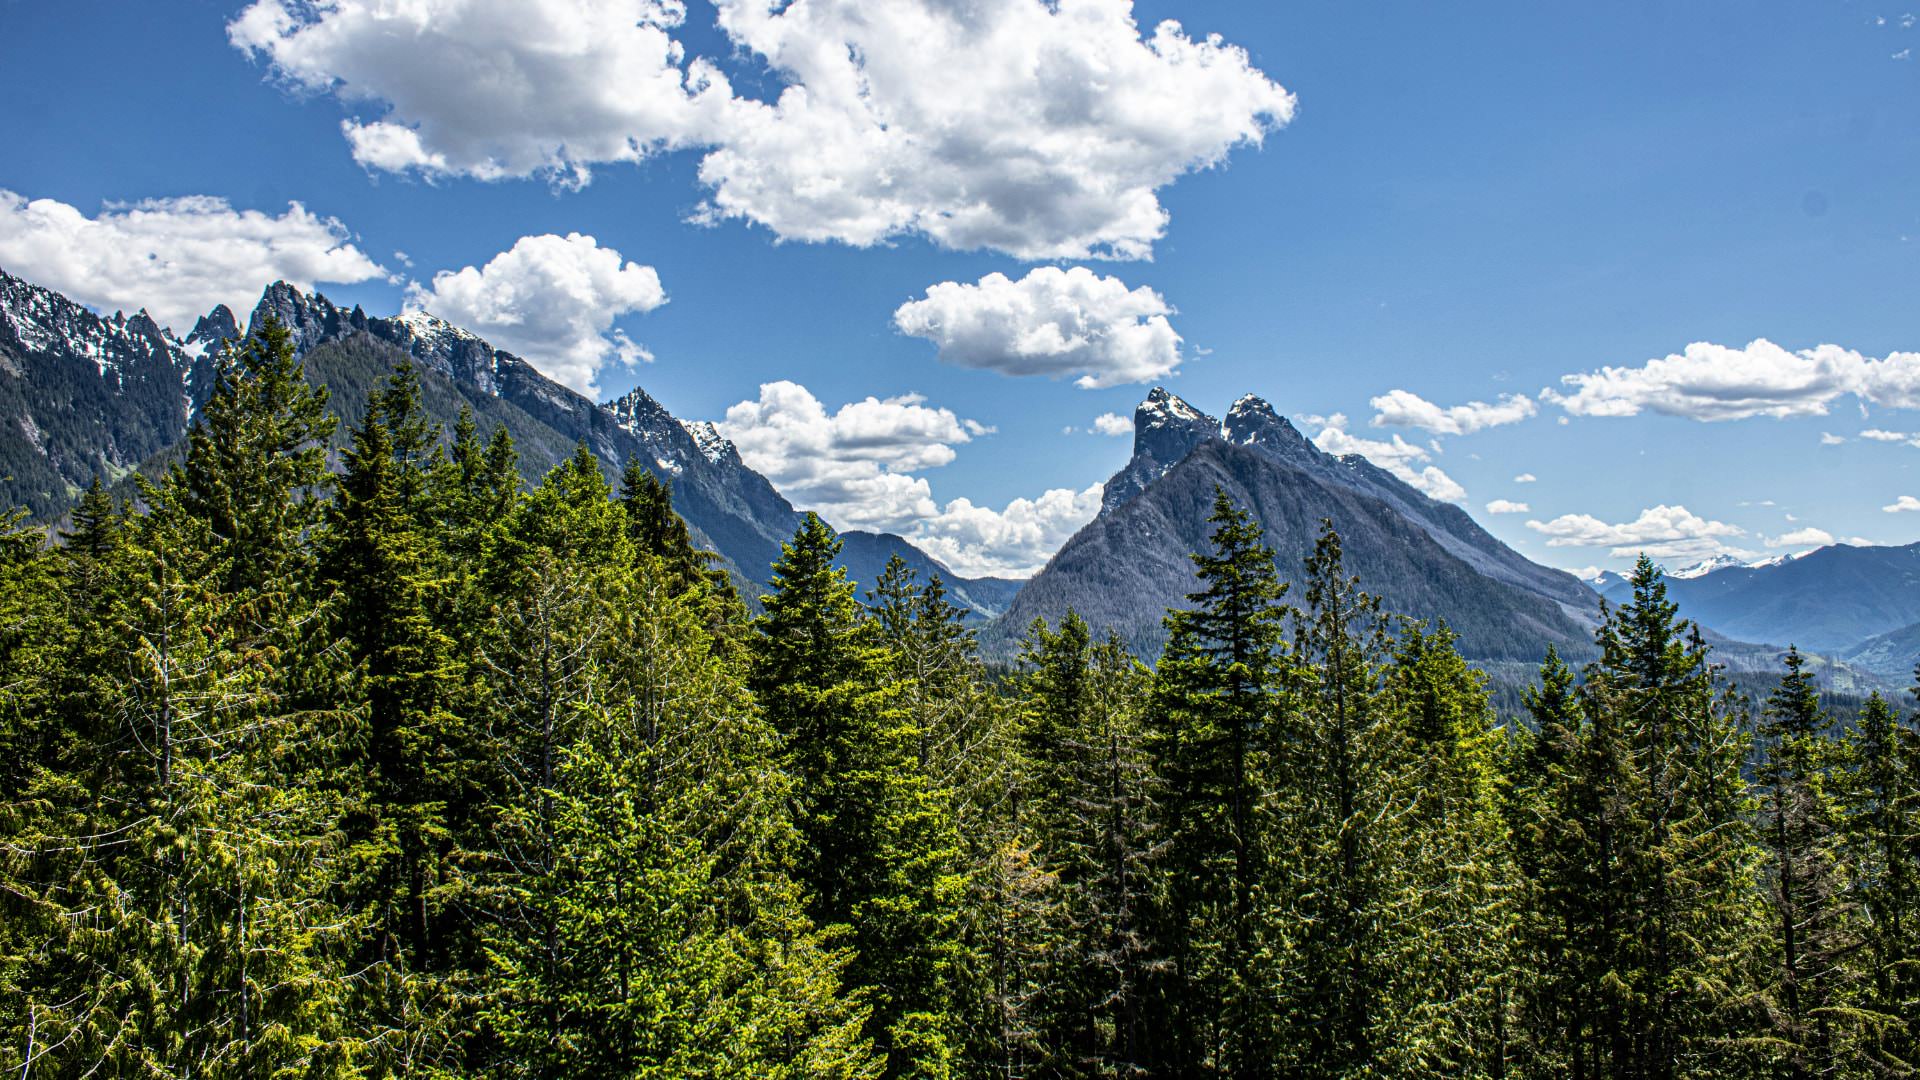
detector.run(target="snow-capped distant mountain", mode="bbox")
[1669,554,1749,580]
[1592,541,1920,655]
[0,269,1020,614]
[0,267,234,517]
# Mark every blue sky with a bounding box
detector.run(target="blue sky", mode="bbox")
[3,0,1919,577]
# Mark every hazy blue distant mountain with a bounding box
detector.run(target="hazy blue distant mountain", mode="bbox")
[987,388,1599,662]
[1596,543,1920,655]
[1839,620,1920,680]
[0,271,1006,603]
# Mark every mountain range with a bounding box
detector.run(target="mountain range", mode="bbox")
[0,267,1017,617]
[1595,542,1920,678]
[7,265,1918,682]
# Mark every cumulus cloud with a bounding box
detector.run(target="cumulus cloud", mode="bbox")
[1820,432,1848,445]
[1548,338,1920,421]
[229,0,728,185]
[907,483,1106,578]
[893,267,1181,388]
[1766,526,1835,548]
[404,233,665,397]
[1369,389,1537,435]
[1514,472,1538,483]
[697,0,1294,259]
[1092,412,1134,437]
[1308,414,1468,504]
[1525,504,1750,560]
[231,0,1293,259]
[717,381,989,531]
[713,379,1094,575]
[1485,499,1530,514]
[1884,496,1920,513]
[0,190,386,334]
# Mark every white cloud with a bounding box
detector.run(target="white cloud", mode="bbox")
[1548,338,1920,422]
[1309,416,1468,503]
[1513,472,1538,483]
[1092,412,1134,437]
[893,267,1181,388]
[229,0,728,185]
[1485,499,1530,514]
[698,0,1294,259]
[1861,428,1911,442]
[404,233,665,397]
[907,483,1105,578]
[0,190,386,334]
[1765,526,1834,548]
[1369,389,1537,435]
[1820,432,1847,445]
[714,379,1094,575]
[1525,503,1750,560]
[717,381,988,531]
[1569,566,1607,583]
[232,0,1293,260]
[1884,496,1920,513]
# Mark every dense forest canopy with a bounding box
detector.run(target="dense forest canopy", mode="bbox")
[4,323,1920,1077]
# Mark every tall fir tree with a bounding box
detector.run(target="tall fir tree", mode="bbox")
[1018,612,1156,1078]
[751,515,968,1078]
[1841,688,1920,1071]
[1145,489,1291,1076]
[480,457,874,1077]
[1752,647,1869,1076]
[322,361,480,1063]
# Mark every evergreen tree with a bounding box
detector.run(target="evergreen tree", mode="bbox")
[322,362,479,1062]
[1841,690,1920,1070]
[752,514,967,1078]
[482,461,874,1077]
[1145,489,1291,1076]
[1752,647,1867,1076]
[1270,521,1397,1076]
[4,317,364,1074]
[1514,557,1761,1078]
[1018,613,1156,1078]
[1372,622,1518,1075]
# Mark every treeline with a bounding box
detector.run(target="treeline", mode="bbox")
[2,325,1918,1078]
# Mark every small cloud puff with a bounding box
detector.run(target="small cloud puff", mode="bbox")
[894,267,1182,389]
[405,232,665,398]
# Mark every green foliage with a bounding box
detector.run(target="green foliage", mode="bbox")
[1144,488,1293,1075]
[8,345,1920,1080]
[752,517,968,1078]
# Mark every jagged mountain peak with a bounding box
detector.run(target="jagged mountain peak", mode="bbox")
[679,419,740,467]
[1139,385,1210,424]
[1222,392,1316,460]
[184,304,239,359]
[249,280,354,356]
[1104,387,1223,514]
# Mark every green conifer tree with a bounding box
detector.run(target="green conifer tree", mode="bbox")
[752,515,967,1078]
[1145,489,1291,1076]
[1841,689,1920,1070]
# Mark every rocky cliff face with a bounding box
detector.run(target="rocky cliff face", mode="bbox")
[0,267,230,517]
